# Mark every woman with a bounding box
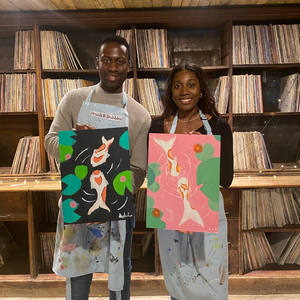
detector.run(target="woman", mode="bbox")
[149,63,233,300]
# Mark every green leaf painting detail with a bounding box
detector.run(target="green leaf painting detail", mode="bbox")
[62,198,81,223]
[196,158,220,206]
[208,198,219,212]
[195,143,215,162]
[214,135,221,142]
[59,130,77,146]
[147,195,155,208]
[59,145,74,163]
[147,163,161,193]
[113,170,132,195]
[119,130,129,150]
[146,196,166,229]
[62,174,82,196]
[59,131,77,162]
[74,165,88,180]
[195,141,220,212]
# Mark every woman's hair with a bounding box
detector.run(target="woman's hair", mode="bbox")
[161,63,219,119]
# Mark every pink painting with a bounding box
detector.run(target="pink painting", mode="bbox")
[147,133,221,233]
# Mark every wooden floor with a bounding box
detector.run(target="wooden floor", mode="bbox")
[1,270,300,297]
[1,296,300,300]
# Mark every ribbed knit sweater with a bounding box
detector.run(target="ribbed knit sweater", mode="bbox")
[45,83,151,194]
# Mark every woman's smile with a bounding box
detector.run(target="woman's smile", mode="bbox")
[172,69,202,113]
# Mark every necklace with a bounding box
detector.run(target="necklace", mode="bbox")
[177,113,199,122]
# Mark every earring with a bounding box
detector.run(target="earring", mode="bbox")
[199,93,203,98]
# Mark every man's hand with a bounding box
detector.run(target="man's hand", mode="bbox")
[75,123,95,130]
[86,222,105,226]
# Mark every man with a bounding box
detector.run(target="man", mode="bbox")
[45,35,151,300]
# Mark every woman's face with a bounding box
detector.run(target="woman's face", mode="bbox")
[171,69,202,113]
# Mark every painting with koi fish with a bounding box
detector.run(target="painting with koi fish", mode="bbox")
[147,133,221,233]
[59,127,133,224]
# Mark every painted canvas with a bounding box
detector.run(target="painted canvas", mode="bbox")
[147,133,221,233]
[59,127,133,224]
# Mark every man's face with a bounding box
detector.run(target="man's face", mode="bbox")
[96,42,130,94]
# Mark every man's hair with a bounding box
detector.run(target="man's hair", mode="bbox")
[98,35,130,57]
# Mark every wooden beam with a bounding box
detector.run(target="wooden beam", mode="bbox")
[1,6,300,30]
[34,25,47,173]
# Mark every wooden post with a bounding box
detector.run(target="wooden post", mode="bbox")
[34,24,46,173]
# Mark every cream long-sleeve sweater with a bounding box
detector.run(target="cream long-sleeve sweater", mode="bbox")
[44,83,151,194]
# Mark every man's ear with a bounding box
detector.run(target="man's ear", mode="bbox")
[95,57,99,69]
[127,61,130,73]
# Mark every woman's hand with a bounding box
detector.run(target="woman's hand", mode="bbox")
[177,230,193,234]
[184,131,201,135]
[75,123,95,130]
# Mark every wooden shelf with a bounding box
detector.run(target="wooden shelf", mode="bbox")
[233,112,300,117]
[134,221,154,235]
[132,253,155,273]
[42,68,133,75]
[136,65,229,75]
[0,180,33,192]
[38,222,56,234]
[42,69,98,74]
[230,175,300,188]
[0,247,30,275]
[2,172,299,191]
[0,167,11,175]
[243,225,300,232]
[233,63,300,70]
[0,112,38,116]
[1,270,300,297]
[0,69,36,74]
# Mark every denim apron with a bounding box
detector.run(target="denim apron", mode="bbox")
[157,109,228,300]
[52,85,129,299]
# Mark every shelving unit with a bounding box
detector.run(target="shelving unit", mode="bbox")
[1,5,300,296]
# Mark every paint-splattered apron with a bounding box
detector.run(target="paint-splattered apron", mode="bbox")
[52,85,129,298]
[157,109,228,300]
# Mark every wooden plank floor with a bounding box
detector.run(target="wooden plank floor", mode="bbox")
[1,271,300,297]
[1,296,300,300]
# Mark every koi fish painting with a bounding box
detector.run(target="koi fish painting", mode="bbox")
[59,127,133,224]
[147,133,221,233]
[153,136,181,176]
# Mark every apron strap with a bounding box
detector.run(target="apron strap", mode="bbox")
[199,110,213,135]
[170,109,213,135]
[170,108,213,265]
[85,85,97,103]
[170,111,178,134]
